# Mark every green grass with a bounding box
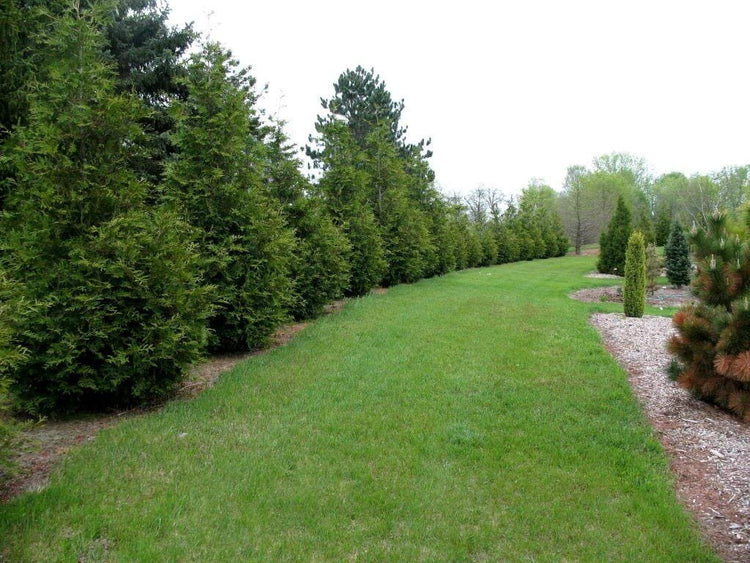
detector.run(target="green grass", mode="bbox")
[0,256,716,561]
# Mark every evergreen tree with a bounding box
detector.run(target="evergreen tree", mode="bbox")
[0,1,211,414]
[313,120,387,296]
[669,211,750,420]
[624,231,646,317]
[654,205,672,246]
[597,195,632,275]
[264,127,350,319]
[665,221,692,287]
[164,44,294,352]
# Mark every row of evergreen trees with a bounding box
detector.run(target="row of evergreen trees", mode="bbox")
[0,0,569,414]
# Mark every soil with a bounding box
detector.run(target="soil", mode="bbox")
[1,295,358,502]
[571,284,696,309]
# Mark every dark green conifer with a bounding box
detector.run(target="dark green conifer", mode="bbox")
[597,195,632,275]
[665,221,692,287]
[1,1,211,414]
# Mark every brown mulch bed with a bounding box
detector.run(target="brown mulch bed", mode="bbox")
[1,294,362,502]
[571,285,696,309]
[592,314,750,562]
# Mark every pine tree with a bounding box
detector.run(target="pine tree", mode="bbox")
[665,221,692,287]
[597,195,632,275]
[164,43,294,352]
[624,231,646,317]
[669,211,750,420]
[0,1,211,414]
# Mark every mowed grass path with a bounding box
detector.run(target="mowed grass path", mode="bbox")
[1,257,716,561]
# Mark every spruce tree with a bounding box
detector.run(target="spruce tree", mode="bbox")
[164,44,294,352]
[669,211,750,420]
[665,221,691,287]
[0,1,211,414]
[597,195,632,275]
[624,231,646,317]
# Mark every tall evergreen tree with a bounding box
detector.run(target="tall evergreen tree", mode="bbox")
[665,221,692,287]
[164,43,294,352]
[598,195,632,275]
[0,0,211,414]
[264,127,350,319]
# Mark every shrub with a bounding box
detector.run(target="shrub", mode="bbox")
[344,204,388,296]
[598,195,632,275]
[4,212,212,414]
[665,221,691,287]
[289,201,351,319]
[624,231,646,318]
[668,211,750,421]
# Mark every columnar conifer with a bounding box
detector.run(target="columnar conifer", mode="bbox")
[665,221,691,287]
[624,232,646,317]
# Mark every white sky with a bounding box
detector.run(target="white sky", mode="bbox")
[167,0,750,198]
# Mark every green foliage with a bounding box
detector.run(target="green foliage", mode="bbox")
[0,2,211,414]
[165,44,295,352]
[645,243,662,295]
[0,273,26,481]
[624,232,646,317]
[380,188,430,286]
[264,128,350,319]
[665,221,691,287]
[597,195,632,275]
[669,211,750,421]
[344,205,388,295]
[654,205,672,246]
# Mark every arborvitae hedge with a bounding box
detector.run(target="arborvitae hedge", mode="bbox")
[624,231,646,317]
[665,221,691,287]
[0,3,212,414]
[164,44,295,352]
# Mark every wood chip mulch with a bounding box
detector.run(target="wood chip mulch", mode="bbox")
[591,313,750,563]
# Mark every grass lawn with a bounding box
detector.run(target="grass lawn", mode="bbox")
[0,256,717,561]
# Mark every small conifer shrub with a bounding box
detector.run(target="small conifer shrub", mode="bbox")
[624,231,646,318]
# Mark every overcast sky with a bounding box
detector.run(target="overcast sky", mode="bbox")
[168,0,750,198]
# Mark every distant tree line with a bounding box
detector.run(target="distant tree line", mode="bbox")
[0,0,570,415]
[558,153,750,254]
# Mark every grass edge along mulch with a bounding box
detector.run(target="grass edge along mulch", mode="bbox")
[1,257,718,561]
